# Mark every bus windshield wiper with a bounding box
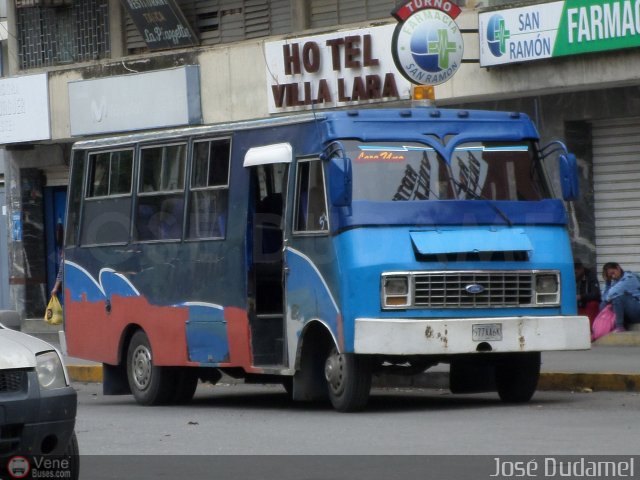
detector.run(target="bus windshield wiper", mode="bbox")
[450,177,514,227]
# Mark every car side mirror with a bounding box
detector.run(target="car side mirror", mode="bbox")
[559,153,579,201]
[329,156,352,207]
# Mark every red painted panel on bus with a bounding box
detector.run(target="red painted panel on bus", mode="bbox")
[221,307,259,372]
[65,288,195,367]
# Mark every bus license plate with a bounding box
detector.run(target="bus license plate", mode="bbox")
[472,323,503,341]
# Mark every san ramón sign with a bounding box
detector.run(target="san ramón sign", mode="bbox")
[480,0,640,67]
[391,0,464,85]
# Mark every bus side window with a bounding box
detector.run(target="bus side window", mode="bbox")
[80,149,133,246]
[187,138,230,240]
[294,159,328,233]
[135,144,186,241]
[66,150,86,247]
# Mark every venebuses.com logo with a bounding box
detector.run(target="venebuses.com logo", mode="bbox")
[3,455,72,479]
[6,456,30,479]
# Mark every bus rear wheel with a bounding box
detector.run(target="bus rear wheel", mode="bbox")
[126,330,175,405]
[171,368,199,404]
[324,347,372,412]
[495,352,541,403]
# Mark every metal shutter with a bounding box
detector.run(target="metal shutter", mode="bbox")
[310,0,397,28]
[124,11,146,53]
[270,0,291,34]
[592,117,640,274]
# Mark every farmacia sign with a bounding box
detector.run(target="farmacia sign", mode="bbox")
[391,0,464,85]
[480,0,640,67]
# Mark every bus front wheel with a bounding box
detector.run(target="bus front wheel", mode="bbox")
[495,352,541,403]
[324,347,372,412]
[126,330,175,405]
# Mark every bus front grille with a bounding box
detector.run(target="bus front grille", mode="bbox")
[413,271,534,308]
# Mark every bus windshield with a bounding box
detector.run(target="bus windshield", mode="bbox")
[344,141,548,202]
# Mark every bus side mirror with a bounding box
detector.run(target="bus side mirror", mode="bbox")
[329,156,352,207]
[559,153,579,201]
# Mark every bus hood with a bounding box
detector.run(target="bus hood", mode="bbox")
[410,228,533,256]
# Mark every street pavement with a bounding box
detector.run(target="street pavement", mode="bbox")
[50,331,640,393]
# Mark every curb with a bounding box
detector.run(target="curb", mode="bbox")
[537,372,640,392]
[593,332,640,347]
[68,365,103,383]
[67,365,640,392]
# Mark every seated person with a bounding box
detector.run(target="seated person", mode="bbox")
[600,262,640,333]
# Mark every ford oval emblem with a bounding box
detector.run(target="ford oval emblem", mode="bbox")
[465,284,485,294]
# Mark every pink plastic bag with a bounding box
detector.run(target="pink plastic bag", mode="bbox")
[591,304,616,342]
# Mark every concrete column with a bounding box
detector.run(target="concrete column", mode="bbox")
[291,0,309,33]
[109,0,125,59]
[7,160,47,320]
[6,0,18,75]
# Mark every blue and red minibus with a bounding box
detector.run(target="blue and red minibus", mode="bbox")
[63,107,590,411]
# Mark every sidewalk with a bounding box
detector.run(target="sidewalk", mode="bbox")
[53,331,640,393]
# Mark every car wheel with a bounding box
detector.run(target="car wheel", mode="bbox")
[324,346,372,412]
[63,431,80,480]
[126,330,175,405]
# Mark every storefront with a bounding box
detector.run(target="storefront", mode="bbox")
[475,0,640,275]
[5,0,640,318]
[0,73,67,320]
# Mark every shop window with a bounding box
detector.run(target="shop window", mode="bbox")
[187,139,231,239]
[294,159,328,233]
[136,144,187,241]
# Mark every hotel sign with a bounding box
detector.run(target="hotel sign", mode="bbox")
[480,0,640,66]
[264,25,412,113]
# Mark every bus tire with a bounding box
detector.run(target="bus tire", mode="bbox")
[324,346,372,412]
[126,330,175,405]
[495,352,541,403]
[171,368,199,404]
[281,376,293,399]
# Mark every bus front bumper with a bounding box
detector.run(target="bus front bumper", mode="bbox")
[354,315,590,355]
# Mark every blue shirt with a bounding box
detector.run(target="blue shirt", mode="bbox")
[601,271,640,305]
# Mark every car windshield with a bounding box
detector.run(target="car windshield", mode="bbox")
[344,140,548,202]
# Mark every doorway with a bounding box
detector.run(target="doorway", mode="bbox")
[247,163,288,366]
[44,186,67,301]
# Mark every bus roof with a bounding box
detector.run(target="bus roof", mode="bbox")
[70,107,539,152]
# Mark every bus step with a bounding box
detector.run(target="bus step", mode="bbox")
[250,315,285,366]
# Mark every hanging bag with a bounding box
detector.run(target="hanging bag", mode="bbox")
[44,295,63,326]
[591,304,616,342]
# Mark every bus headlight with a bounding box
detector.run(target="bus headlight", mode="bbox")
[535,273,559,305]
[382,275,410,308]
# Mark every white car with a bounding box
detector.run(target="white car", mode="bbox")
[0,321,78,479]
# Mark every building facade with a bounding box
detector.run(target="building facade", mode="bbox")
[1,0,639,322]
